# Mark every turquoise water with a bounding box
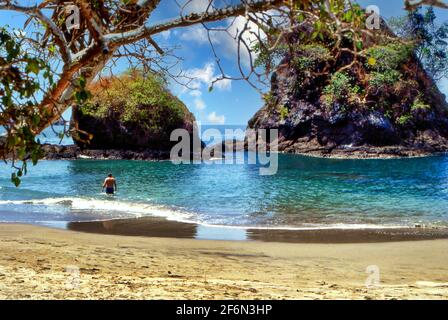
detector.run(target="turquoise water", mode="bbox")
[1,152,448,229]
[36,124,74,145]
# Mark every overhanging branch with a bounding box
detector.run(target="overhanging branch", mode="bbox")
[105,0,284,46]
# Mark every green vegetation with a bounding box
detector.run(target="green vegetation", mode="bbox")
[262,92,277,109]
[368,70,401,89]
[254,4,442,127]
[365,43,412,91]
[322,72,360,111]
[411,95,431,111]
[292,44,331,72]
[323,72,352,100]
[80,71,189,133]
[365,44,412,72]
[397,114,412,125]
[279,105,289,120]
[389,6,448,81]
[0,28,52,186]
[292,44,332,90]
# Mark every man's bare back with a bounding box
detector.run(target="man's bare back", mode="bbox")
[102,174,117,194]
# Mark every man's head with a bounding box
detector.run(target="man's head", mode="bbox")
[108,173,113,178]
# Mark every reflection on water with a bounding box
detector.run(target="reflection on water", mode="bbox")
[67,217,250,241]
[68,216,448,243]
[67,217,198,239]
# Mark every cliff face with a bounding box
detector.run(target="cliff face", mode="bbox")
[248,39,448,158]
[71,73,199,152]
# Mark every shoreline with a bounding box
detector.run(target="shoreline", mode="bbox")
[285,149,448,160]
[35,143,448,161]
[50,216,448,243]
[0,223,447,299]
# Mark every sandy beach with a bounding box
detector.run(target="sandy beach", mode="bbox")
[0,223,447,299]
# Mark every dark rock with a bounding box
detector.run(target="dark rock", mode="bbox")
[72,105,199,152]
[247,45,448,159]
[40,144,171,161]
[206,139,246,156]
[327,103,349,125]
[71,73,202,154]
[358,111,398,146]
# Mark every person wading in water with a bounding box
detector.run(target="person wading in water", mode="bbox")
[102,173,117,195]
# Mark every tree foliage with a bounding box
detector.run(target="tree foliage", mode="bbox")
[79,71,189,131]
[389,6,448,81]
[253,1,441,127]
[0,27,53,186]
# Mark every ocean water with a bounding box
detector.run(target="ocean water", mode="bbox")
[1,150,448,230]
[36,124,74,145]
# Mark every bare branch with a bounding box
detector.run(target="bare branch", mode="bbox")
[405,0,448,10]
[105,0,284,45]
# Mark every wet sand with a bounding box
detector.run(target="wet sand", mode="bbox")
[0,223,447,299]
[67,216,448,243]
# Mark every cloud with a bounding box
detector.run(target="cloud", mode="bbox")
[159,30,171,40]
[187,63,215,90]
[178,16,263,68]
[179,25,209,44]
[214,78,231,91]
[180,0,213,14]
[194,98,206,110]
[190,90,202,97]
[210,16,263,68]
[207,111,225,124]
[185,62,231,92]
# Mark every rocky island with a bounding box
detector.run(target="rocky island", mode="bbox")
[42,72,201,160]
[248,18,448,159]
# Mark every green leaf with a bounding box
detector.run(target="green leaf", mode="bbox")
[25,59,40,74]
[356,41,363,51]
[32,114,41,126]
[344,11,353,22]
[11,173,21,187]
[17,147,26,159]
[79,75,86,88]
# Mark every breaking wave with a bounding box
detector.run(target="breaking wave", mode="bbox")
[0,197,197,224]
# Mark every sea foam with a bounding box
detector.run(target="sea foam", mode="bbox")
[0,197,197,224]
[0,197,413,230]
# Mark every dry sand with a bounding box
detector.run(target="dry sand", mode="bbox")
[0,223,447,299]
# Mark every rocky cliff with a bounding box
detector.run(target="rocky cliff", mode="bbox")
[71,72,199,153]
[248,31,448,158]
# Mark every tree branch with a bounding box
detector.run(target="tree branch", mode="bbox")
[0,0,72,63]
[105,0,284,45]
[405,0,448,10]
